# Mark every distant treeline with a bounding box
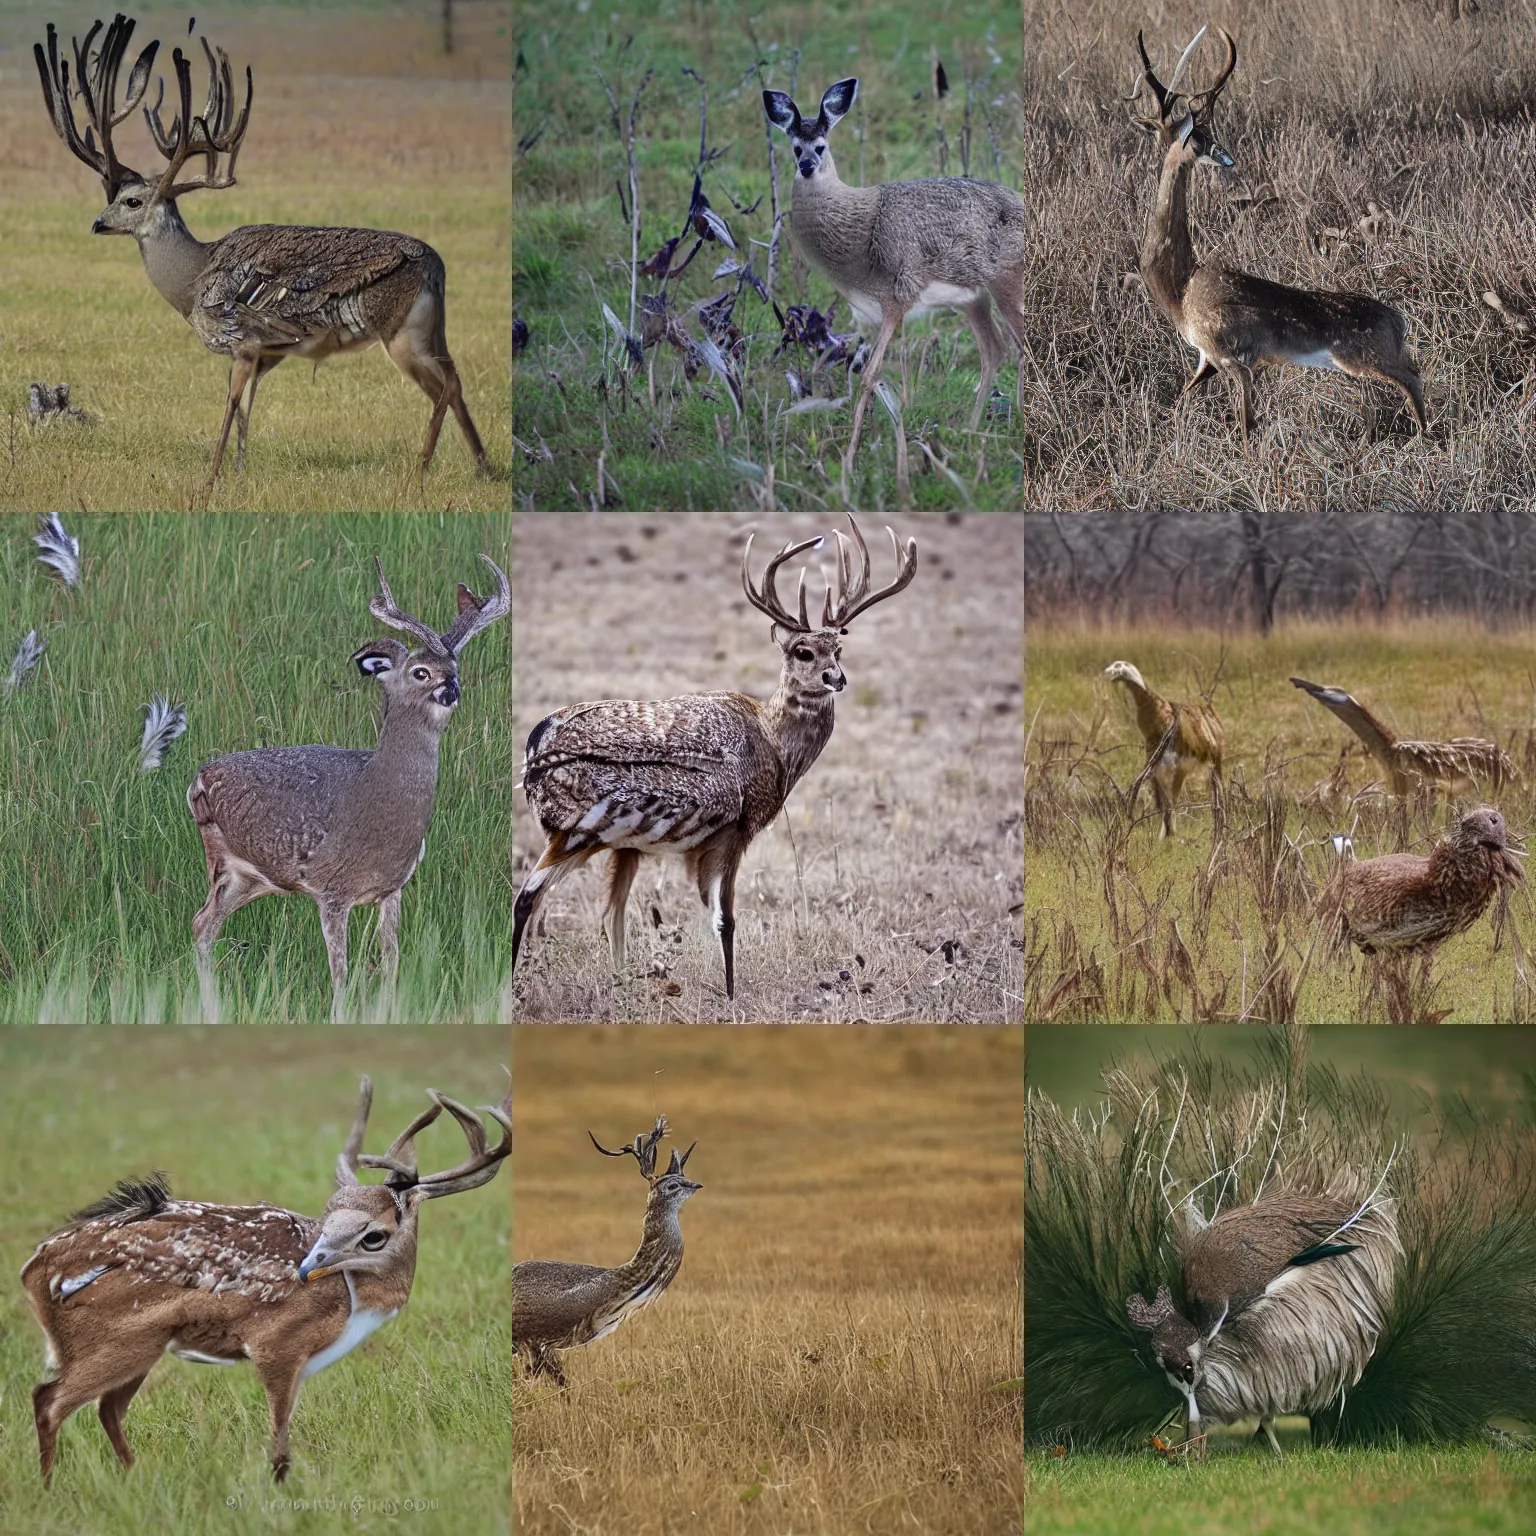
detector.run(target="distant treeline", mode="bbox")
[1026,507,1536,629]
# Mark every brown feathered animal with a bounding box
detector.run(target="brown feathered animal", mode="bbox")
[1291,677,1518,797]
[1327,807,1524,955]
[1104,660,1225,836]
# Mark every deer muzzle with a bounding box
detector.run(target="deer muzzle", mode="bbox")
[298,1239,339,1283]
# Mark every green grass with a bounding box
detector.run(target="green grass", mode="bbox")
[0,512,512,1023]
[0,3,510,512]
[513,0,1023,510]
[0,1027,511,1536]
[1026,1441,1536,1536]
[1025,616,1536,1023]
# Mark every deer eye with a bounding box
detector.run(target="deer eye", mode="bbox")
[122,196,142,209]
[359,1230,388,1251]
[793,647,814,663]
[411,666,431,682]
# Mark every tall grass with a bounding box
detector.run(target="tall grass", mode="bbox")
[1026,616,1536,1023]
[513,1024,1024,1536]
[0,512,512,1023]
[0,1027,511,1536]
[1019,0,1536,513]
[513,0,1023,510]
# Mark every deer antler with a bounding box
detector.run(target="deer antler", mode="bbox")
[1127,1284,1177,1330]
[35,15,158,199]
[741,532,824,633]
[589,1116,670,1181]
[339,1078,510,1196]
[143,32,252,200]
[370,558,452,656]
[823,515,918,628]
[438,555,511,656]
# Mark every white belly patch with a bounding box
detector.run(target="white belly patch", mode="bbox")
[1287,348,1341,371]
[911,281,981,312]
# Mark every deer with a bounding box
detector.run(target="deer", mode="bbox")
[188,553,508,1020]
[513,1117,700,1388]
[1127,1170,1399,1459]
[510,515,917,1000]
[22,1074,510,1483]
[1133,27,1426,446]
[35,14,491,487]
[762,79,1029,475]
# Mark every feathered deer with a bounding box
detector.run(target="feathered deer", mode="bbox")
[512,516,917,999]
[1325,807,1524,957]
[1104,660,1225,837]
[1127,1172,1400,1457]
[513,1117,700,1387]
[1291,677,1518,797]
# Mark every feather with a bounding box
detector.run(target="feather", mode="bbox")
[693,334,743,418]
[34,512,80,588]
[5,630,46,692]
[138,695,188,774]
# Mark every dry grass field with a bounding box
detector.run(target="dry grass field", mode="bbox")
[510,512,1024,1022]
[512,1024,1024,1536]
[1026,615,1536,1023]
[1021,0,1536,513]
[0,2,509,512]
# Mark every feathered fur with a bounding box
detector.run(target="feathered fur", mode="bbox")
[139,695,188,774]
[1291,676,1518,797]
[6,630,47,693]
[33,512,80,589]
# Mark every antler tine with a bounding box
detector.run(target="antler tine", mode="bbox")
[1136,29,1171,117]
[438,555,511,656]
[411,1091,512,1199]
[334,1075,374,1188]
[824,517,917,628]
[1126,1283,1176,1329]
[588,1115,669,1179]
[1189,27,1238,115]
[741,530,823,633]
[668,1141,697,1174]
[356,1098,445,1188]
[145,28,253,201]
[369,556,449,655]
[1166,24,1209,99]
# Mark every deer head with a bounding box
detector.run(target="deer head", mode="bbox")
[297,1075,512,1284]
[762,78,858,180]
[588,1116,703,1216]
[1127,1283,1206,1386]
[350,553,510,733]
[36,14,252,241]
[1132,26,1237,170]
[741,515,918,701]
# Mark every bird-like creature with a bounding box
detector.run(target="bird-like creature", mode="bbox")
[1326,807,1524,956]
[1104,660,1225,837]
[1291,677,1518,797]
[1127,1174,1400,1457]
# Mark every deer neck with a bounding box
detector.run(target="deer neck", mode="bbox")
[364,707,444,815]
[764,681,837,797]
[1140,141,1199,316]
[611,1198,685,1291]
[135,199,209,319]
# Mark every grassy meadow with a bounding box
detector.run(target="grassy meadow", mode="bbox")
[512,1024,1023,1536]
[0,1027,511,1536]
[512,0,1024,510]
[0,2,510,511]
[1020,0,1536,514]
[511,512,1024,1022]
[1026,1442,1536,1536]
[1026,616,1536,1023]
[0,511,513,1023]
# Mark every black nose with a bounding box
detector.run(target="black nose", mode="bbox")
[798,158,816,177]
[90,217,107,234]
[436,676,460,707]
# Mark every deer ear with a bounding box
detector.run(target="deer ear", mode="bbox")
[352,639,407,677]
[763,89,799,134]
[819,78,857,129]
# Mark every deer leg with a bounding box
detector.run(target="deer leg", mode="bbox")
[693,840,744,1000]
[252,1354,305,1483]
[511,838,584,976]
[1183,353,1218,396]
[98,1372,149,1469]
[317,901,352,1021]
[1151,773,1174,838]
[1230,363,1257,447]
[35,1356,154,1481]
[961,296,1006,431]
[603,849,642,973]
[209,355,258,487]
[192,862,265,1022]
[987,270,1029,416]
[844,309,904,472]
[234,355,283,475]
[385,331,490,478]
[376,888,403,1013]
[1258,1415,1284,1456]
